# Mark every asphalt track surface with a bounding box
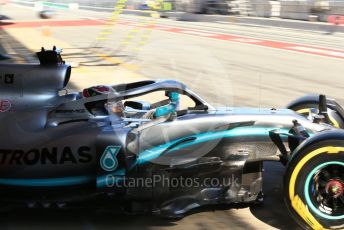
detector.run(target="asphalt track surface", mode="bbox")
[0,3,344,230]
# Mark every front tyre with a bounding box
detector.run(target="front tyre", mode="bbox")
[290,103,344,129]
[284,141,344,230]
[287,94,344,129]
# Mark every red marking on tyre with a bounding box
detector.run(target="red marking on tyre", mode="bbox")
[0,100,11,113]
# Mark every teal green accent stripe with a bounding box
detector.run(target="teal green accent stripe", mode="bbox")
[96,168,125,188]
[304,161,344,220]
[97,176,124,188]
[137,127,289,165]
[0,127,313,188]
[0,176,93,187]
[0,169,126,188]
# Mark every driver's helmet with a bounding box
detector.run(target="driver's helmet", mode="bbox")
[82,85,114,98]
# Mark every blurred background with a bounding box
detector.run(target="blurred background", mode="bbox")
[0,0,343,229]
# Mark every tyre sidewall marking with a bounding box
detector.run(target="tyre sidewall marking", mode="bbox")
[296,108,340,128]
[289,146,344,230]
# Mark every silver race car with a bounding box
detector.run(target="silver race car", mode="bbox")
[0,47,343,230]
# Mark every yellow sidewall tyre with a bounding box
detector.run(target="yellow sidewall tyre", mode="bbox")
[289,103,344,129]
[284,140,344,230]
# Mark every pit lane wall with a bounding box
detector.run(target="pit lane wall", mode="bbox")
[12,0,344,22]
[12,0,172,10]
[236,0,344,22]
[279,0,344,22]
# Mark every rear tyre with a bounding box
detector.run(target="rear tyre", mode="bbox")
[284,140,344,229]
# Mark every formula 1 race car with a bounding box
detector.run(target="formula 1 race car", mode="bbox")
[0,48,343,230]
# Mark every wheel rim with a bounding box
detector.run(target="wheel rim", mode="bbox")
[305,161,344,220]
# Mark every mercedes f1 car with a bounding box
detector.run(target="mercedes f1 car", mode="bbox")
[0,48,343,230]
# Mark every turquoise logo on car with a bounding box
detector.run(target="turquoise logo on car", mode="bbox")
[100,146,121,172]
